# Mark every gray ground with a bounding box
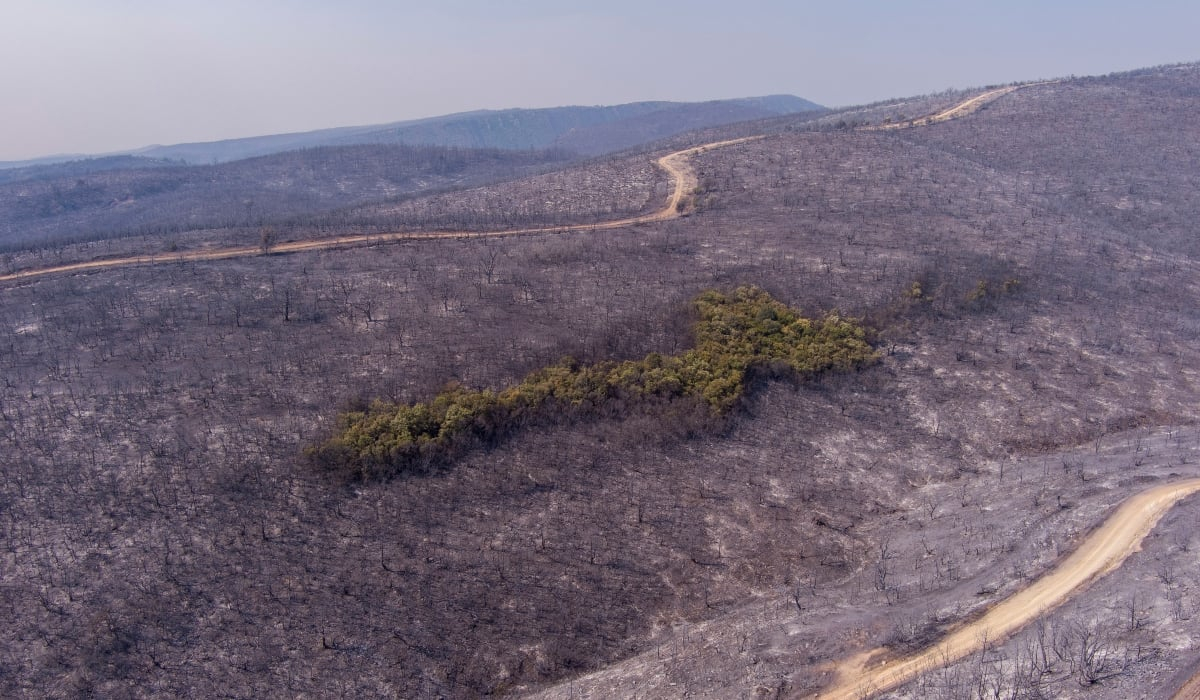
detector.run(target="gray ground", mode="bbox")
[526,425,1200,699]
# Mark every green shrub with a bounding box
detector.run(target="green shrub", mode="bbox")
[308,286,877,480]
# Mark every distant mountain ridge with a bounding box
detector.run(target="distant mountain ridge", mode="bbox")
[313,95,823,158]
[0,95,822,170]
[0,143,578,251]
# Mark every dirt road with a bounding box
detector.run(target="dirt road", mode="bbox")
[865,85,1023,131]
[1172,659,1200,700]
[811,478,1200,699]
[0,137,759,284]
[1175,673,1200,700]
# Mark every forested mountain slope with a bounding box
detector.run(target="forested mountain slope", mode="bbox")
[0,144,574,251]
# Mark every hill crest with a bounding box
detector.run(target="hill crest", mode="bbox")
[0,95,822,169]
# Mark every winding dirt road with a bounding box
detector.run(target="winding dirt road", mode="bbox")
[865,85,1022,131]
[0,137,759,284]
[812,478,1200,700]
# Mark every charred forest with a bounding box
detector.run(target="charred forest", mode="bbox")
[3,64,1200,699]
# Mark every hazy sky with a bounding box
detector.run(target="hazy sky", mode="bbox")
[2,0,1197,161]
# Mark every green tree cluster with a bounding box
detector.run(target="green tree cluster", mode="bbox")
[309,286,877,480]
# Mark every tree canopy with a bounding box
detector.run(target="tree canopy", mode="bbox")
[309,286,877,480]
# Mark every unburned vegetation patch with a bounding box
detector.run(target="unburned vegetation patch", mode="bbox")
[309,285,878,480]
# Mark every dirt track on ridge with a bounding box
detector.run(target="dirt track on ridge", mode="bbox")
[1175,672,1200,700]
[866,84,1025,131]
[811,478,1200,699]
[0,137,759,284]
